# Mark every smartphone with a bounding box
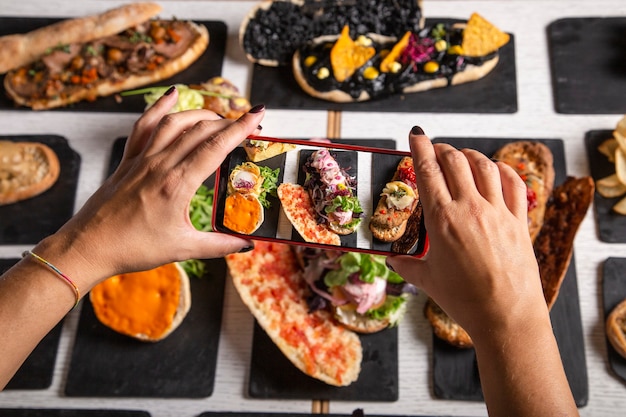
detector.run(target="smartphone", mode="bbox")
[212,136,428,257]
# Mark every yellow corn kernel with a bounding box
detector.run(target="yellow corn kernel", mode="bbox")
[435,39,447,52]
[447,45,464,55]
[363,66,379,80]
[423,61,439,73]
[317,67,330,79]
[304,56,317,67]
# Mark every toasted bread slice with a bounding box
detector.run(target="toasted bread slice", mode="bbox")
[370,156,419,242]
[226,241,362,386]
[243,139,296,162]
[493,141,555,242]
[90,262,191,342]
[607,298,626,359]
[534,176,594,309]
[424,298,473,348]
[0,141,60,206]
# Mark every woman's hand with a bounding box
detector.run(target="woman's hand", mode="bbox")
[386,127,546,339]
[35,87,265,291]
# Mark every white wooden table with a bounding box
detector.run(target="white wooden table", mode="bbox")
[1,1,625,416]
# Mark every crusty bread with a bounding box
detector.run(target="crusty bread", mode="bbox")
[0,3,163,74]
[4,19,208,110]
[370,156,418,242]
[334,306,391,334]
[0,141,60,206]
[277,182,341,245]
[607,298,626,359]
[533,176,594,309]
[243,139,296,162]
[90,262,191,342]
[424,298,473,349]
[493,141,555,242]
[226,241,362,386]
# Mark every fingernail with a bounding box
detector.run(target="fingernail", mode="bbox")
[490,158,499,163]
[385,259,395,272]
[164,86,176,96]
[411,126,425,135]
[256,125,263,131]
[249,104,265,113]
[216,113,226,119]
[238,244,255,253]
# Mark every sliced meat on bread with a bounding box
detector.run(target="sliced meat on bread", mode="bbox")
[90,262,191,342]
[0,141,60,205]
[243,139,296,162]
[226,241,362,386]
[0,3,163,74]
[533,176,594,309]
[493,141,555,242]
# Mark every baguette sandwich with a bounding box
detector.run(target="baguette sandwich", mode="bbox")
[1,3,209,110]
[0,140,60,206]
[607,298,626,359]
[226,241,363,386]
[90,262,191,342]
[370,156,419,242]
[292,13,509,103]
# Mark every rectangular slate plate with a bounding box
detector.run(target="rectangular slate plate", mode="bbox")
[0,18,227,113]
[64,139,226,398]
[584,130,626,243]
[602,257,626,383]
[1,258,63,390]
[429,137,588,407]
[547,17,626,114]
[0,410,150,417]
[250,18,517,113]
[247,138,400,401]
[0,135,80,244]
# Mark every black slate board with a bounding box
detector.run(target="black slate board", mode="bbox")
[249,323,399,401]
[64,139,226,398]
[547,17,626,114]
[247,138,400,401]
[429,137,588,407]
[0,135,80,244]
[602,257,626,383]
[0,18,227,113]
[584,130,626,243]
[1,258,63,390]
[250,18,517,114]
[0,410,150,417]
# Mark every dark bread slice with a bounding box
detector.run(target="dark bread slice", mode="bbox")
[424,298,473,348]
[239,0,425,67]
[493,141,555,242]
[533,176,594,309]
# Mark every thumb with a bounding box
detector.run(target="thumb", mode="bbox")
[386,254,430,290]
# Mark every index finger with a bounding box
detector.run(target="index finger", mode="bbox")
[409,126,452,207]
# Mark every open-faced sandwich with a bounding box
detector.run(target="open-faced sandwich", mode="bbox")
[595,114,626,215]
[607,298,626,359]
[294,247,417,333]
[90,262,191,342]
[226,241,363,386]
[292,13,510,102]
[240,0,424,67]
[0,140,60,206]
[1,3,209,110]
[223,161,279,235]
[370,156,419,242]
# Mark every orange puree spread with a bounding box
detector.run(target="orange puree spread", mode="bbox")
[223,192,262,234]
[90,262,182,340]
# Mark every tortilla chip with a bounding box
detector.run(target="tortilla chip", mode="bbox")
[462,13,510,57]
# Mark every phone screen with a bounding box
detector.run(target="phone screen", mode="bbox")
[212,136,427,257]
